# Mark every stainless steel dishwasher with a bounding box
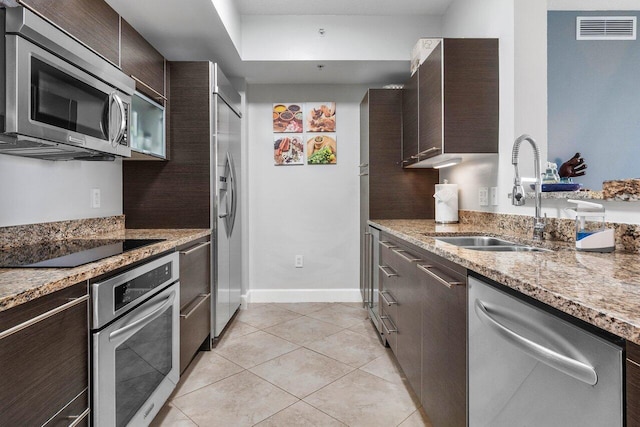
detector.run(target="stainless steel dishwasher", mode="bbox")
[468,275,623,427]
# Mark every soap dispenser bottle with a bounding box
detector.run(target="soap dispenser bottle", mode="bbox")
[566,199,615,252]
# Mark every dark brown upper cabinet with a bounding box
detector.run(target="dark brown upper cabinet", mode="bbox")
[20,0,120,65]
[402,38,499,167]
[121,18,166,100]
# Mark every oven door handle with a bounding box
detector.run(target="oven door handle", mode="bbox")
[109,290,176,345]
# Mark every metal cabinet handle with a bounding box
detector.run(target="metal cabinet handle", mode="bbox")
[131,75,168,101]
[180,294,210,319]
[379,290,397,306]
[379,241,398,249]
[474,299,598,386]
[380,315,398,334]
[417,264,464,288]
[67,408,91,427]
[378,265,398,278]
[0,294,88,340]
[358,172,369,176]
[411,146,440,159]
[392,248,422,263]
[179,241,211,256]
[358,163,369,168]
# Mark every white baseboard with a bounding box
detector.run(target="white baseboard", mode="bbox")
[243,288,361,304]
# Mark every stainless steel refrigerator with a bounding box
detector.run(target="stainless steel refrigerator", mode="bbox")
[210,64,242,338]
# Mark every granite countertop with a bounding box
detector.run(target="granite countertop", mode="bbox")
[370,219,640,345]
[0,228,210,312]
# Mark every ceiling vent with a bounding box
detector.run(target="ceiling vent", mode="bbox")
[576,16,637,40]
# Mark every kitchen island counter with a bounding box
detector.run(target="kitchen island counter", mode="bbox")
[371,219,640,345]
[0,228,210,312]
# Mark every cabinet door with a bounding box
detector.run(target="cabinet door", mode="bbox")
[443,38,499,153]
[0,283,89,426]
[392,245,424,402]
[628,342,640,427]
[419,258,466,427]
[179,237,212,373]
[418,42,443,158]
[21,0,120,65]
[401,71,419,163]
[121,18,166,100]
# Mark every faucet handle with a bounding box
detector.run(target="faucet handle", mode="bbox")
[512,184,525,206]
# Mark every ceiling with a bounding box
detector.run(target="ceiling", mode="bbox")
[236,0,452,16]
[105,0,453,85]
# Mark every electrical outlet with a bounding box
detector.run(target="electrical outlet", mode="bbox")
[490,187,499,206]
[295,255,304,268]
[91,188,101,208]
[479,187,489,206]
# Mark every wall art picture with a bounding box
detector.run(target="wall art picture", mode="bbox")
[274,135,304,165]
[273,103,303,133]
[305,102,336,132]
[307,134,336,165]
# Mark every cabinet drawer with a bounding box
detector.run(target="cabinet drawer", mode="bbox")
[180,293,211,373]
[380,302,398,354]
[179,238,211,308]
[0,287,88,427]
[43,388,89,427]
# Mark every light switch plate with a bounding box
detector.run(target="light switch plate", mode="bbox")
[295,255,304,268]
[490,187,499,206]
[479,187,489,206]
[91,188,101,209]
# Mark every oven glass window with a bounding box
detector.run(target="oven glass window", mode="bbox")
[115,306,172,427]
[30,57,109,140]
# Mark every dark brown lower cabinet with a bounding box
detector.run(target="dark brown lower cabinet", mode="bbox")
[0,282,89,426]
[628,342,640,427]
[378,231,467,427]
[179,236,212,373]
[418,255,467,427]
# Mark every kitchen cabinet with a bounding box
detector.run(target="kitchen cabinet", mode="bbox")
[178,236,212,373]
[378,237,399,354]
[418,251,467,427]
[628,342,640,426]
[402,38,499,167]
[123,62,211,229]
[378,231,467,427]
[0,282,89,426]
[359,89,438,310]
[120,18,167,100]
[19,0,120,65]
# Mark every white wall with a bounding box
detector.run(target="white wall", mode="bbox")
[246,84,368,302]
[241,15,443,61]
[211,0,242,53]
[0,155,122,227]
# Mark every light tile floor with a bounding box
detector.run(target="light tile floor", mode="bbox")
[151,303,434,427]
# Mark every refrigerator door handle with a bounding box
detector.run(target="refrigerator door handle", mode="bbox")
[227,152,238,236]
[474,299,598,386]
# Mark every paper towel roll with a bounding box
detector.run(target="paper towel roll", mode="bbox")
[434,183,458,223]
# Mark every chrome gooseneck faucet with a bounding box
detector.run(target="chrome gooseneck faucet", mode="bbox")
[511,134,546,240]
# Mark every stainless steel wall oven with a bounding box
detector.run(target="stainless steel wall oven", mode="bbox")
[91,252,179,427]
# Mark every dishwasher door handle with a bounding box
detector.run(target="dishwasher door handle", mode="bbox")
[474,299,598,386]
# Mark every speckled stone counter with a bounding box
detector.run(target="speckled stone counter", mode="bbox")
[370,218,640,345]
[0,228,211,312]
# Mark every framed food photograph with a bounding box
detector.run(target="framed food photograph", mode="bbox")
[273,103,303,133]
[305,102,336,132]
[274,135,304,165]
[306,134,337,165]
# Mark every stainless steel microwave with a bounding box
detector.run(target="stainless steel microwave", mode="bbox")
[0,7,135,160]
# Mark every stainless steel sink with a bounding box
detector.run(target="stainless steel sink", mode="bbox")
[434,236,552,253]
[434,236,517,247]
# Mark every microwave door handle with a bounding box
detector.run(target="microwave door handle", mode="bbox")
[112,93,127,147]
